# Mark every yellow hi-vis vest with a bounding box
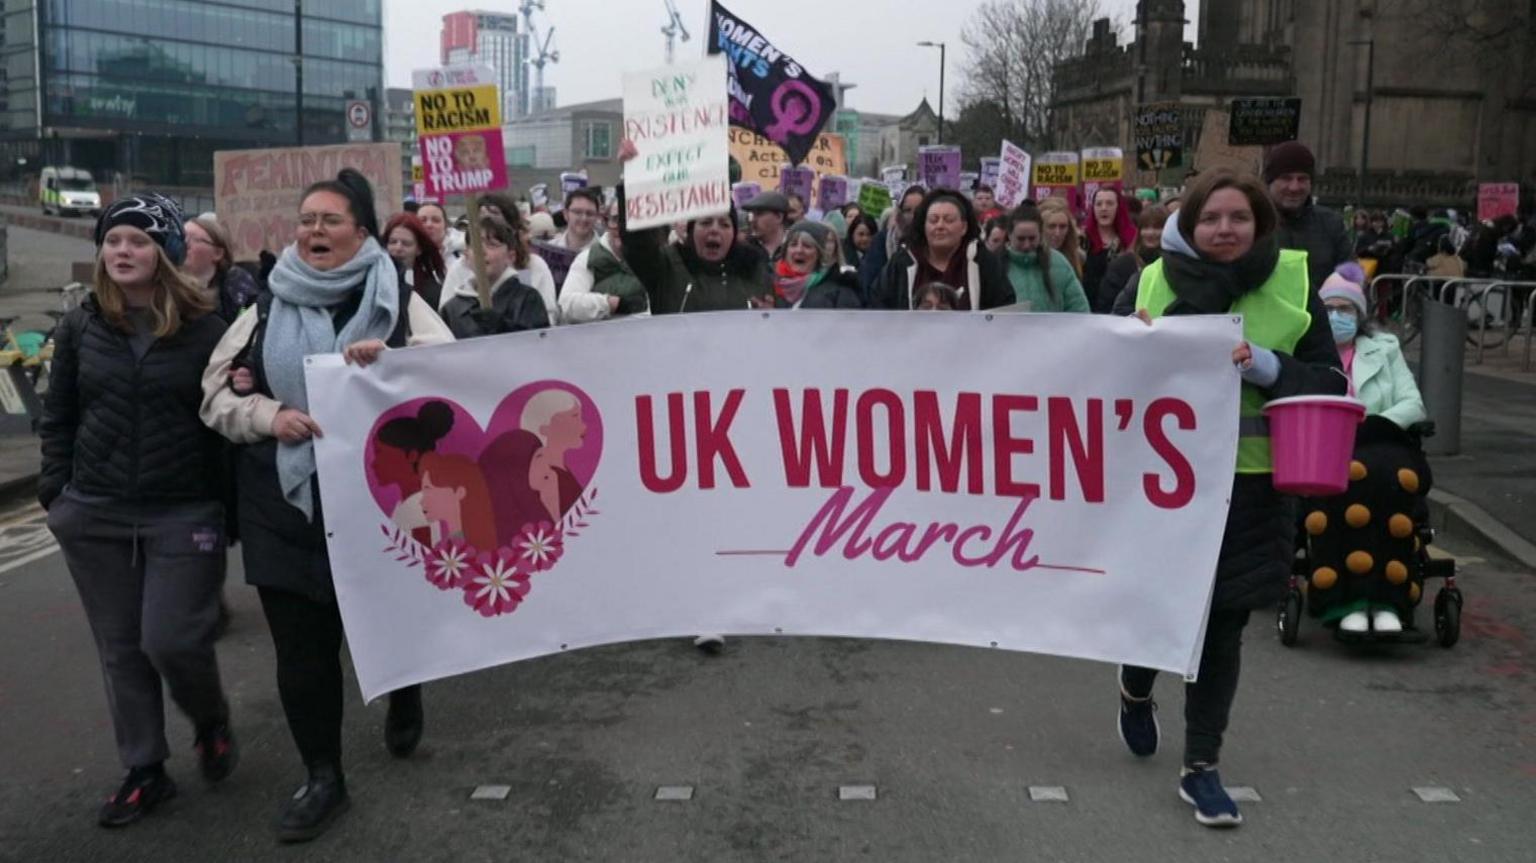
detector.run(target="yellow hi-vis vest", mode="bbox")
[1135,249,1312,474]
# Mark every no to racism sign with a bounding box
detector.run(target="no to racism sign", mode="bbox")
[307,312,1243,700]
[622,56,732,231]
[414,65,508,198]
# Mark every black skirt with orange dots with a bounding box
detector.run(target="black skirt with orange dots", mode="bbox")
[1301,417,1432,624]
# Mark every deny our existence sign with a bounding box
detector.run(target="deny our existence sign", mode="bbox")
[623,56,732,231]
[307,312,1243,701]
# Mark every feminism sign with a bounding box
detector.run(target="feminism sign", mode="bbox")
[308,313,1242,700]
[707,1,835,167]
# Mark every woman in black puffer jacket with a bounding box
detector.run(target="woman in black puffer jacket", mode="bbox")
[40,194,237,829]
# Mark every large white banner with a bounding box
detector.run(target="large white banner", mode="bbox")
[307,313,1243,701]
[622,56,732,230]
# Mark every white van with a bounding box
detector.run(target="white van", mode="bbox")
[39,167,102,217]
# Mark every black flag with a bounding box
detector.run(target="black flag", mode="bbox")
[707,1,836,166]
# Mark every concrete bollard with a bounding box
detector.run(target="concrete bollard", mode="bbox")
[1419,299,1465,456]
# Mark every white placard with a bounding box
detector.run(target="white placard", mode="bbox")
[621,57,731,231]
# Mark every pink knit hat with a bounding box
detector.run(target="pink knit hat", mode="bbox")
[1319,270,1368,317]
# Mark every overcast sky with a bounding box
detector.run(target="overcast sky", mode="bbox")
[384,0,1202,116]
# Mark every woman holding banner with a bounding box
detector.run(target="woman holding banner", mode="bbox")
[1119,168,1346,828]
[200,169,453,843]
[870,188,1014,311]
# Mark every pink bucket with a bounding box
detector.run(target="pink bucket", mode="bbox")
[1262,395,1367,496]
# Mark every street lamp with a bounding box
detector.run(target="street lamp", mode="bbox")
[1348,38,1375,208]
[916,41,946,145]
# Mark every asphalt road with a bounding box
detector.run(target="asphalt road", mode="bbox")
[1,499,1533,863]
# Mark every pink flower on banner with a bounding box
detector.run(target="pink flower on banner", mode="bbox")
[514,522,564,573]
[425,538,474,590]
[462,548,532,617]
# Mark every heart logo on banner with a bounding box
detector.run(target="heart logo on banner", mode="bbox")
[364,381,603,618]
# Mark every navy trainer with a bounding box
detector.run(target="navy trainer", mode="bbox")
[1117,678,1159,757]
[1178,767,1243,827]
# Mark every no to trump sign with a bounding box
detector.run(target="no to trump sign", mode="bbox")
[414,65,508,198]
[308,313,1242,701]
[623,56,732,231]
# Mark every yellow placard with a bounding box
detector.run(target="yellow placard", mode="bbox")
[729,126,847,188]
[1083,157,1122,183]
[1034,163,1079,187]
[414,84,501,136]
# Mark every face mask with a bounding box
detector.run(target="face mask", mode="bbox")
[1329,310,1358,344]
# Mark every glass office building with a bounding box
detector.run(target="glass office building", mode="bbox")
[0,0,383,187]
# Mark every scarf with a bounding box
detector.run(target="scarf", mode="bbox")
[1158,216,1280,316]
[774,259,825,306]
[265,238,400,519]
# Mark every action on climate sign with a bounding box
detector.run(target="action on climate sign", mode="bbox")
[622,56,732,231]
[308,313,1242,701]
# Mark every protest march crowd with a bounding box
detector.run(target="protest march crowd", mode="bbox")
[33,7,1480,845]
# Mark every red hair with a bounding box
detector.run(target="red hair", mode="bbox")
[383,213,446,288]
[419,453,498,553]
[1085,188,1138,255]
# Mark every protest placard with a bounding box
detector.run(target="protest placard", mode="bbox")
[994,140,1032,209]
[622,56,732,231]
[978,157,1002,192]
[732,181,762,210]
[959,171,979,195]
[730,127,847,189]
[1477,183,1520,223]
[1034,151,1081,213]
[413,65,508,199]
[779,165,816,202]
[215,142,402,261]
[857,180,892,217]
[1194,110,1263,176]
[1081,147,1125,203]
[918,145,962,190]
[1134,102,1183,171]
[1228,98,1302,147]
[817,175,849,212]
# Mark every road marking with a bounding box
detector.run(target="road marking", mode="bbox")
[838,785,877,801]
[1227,786,1262,802]
[0,506,57,575]
[1028,786,1069,802]
[1413,786,1461,803]
[470,785,511,801]
[654,785,694,801]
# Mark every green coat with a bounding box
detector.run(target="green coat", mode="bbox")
[1350,333,1426,429]
[1004,248,1090,313]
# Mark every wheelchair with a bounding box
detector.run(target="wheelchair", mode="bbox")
[1276,419,1462,648]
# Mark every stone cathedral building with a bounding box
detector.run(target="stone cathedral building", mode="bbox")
[1050,0,1536,208]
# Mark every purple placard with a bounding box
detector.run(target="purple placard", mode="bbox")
[732,182,762,210]
[816,175,849,212]
[778,165,815,202]
[918,145,962,191]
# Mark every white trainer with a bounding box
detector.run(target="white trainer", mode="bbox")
[1339,611,1369,633]
[1372,609,1403,633]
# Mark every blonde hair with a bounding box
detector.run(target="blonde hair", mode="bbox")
[1036,197,1085,278]
[93,242,213,338]
[188,214,235,276]
[521,388,580,444]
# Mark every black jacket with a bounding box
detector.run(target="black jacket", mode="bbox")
[38,299,229,508]
[440,273,551,339]
[1097,250,1156,314]
[871,241,1015,310]
[623,227,773,314]
[1276,202,1353,289]
[778,268,864,309]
